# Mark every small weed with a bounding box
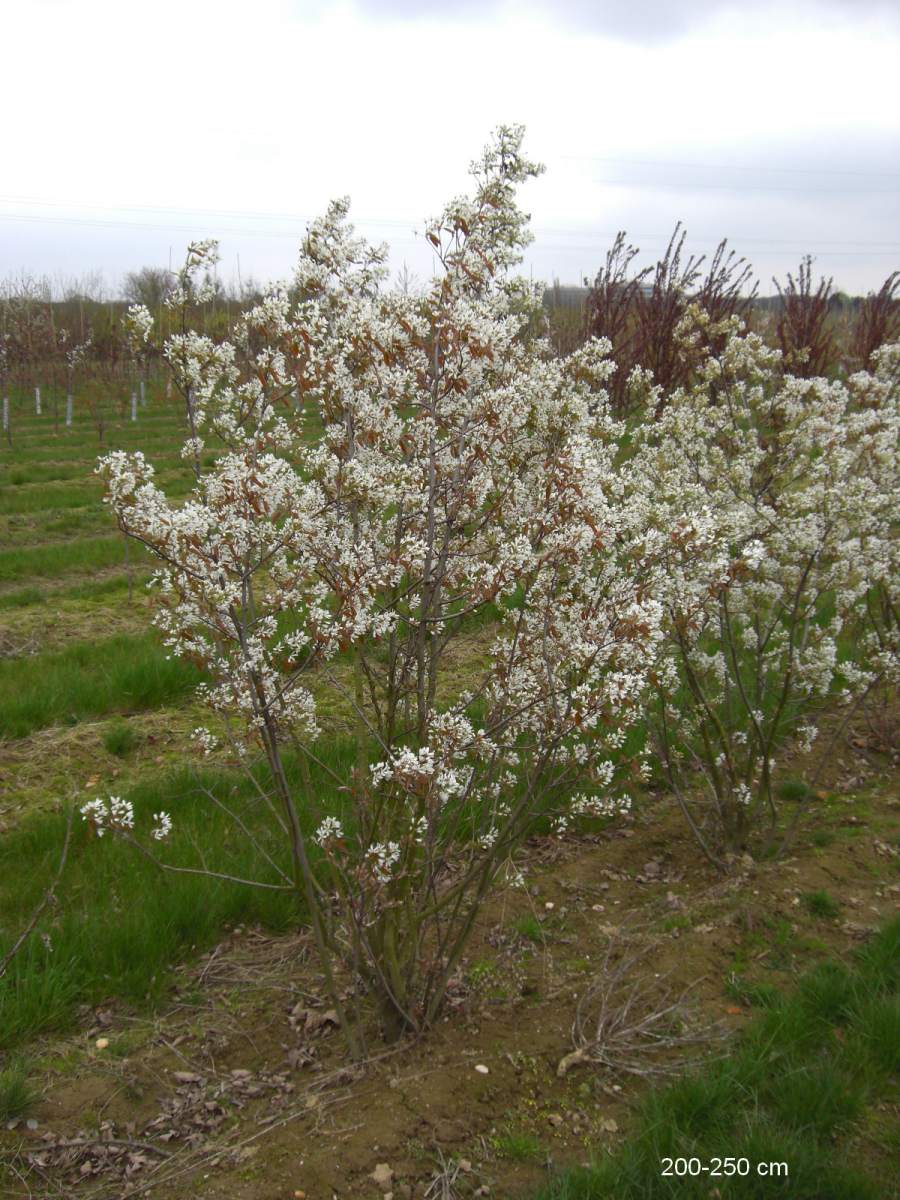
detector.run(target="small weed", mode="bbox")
[0,1058,35,1121]
[778,777,813,803]
[468,959,497,987]
[103,721,138,757]
[803,890,841,920]
[405,1136,429,1161]
[661,913,691,932]
[493,1129,546,1162]
[467,958,516,1001]
[725,973,781,1009]
[515,914,545,943]
[565,957,593,974]
[798,960,857,1024]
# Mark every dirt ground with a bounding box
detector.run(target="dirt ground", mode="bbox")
[1,726,898,1200]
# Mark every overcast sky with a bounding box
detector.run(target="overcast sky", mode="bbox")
[2,0,898,296]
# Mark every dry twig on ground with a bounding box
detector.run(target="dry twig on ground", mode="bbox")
[557,931,726,1079]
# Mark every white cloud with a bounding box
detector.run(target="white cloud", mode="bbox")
[2,0,898,293]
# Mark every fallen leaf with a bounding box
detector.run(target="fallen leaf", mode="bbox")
[371,1163,393,1187]
[305,1008,339,1034]
[557,1048,587,1077]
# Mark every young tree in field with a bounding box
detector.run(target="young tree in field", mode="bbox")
[583,226,756,416]
[161,239,222,476]
[582,232,652,416]
[853,271,900,369]
[65,332,92,420]
[630,311,899,863]
[0,337,10,445]
[123,266,174,312]
[123,301,154,413]
[773,255,837,377]
[89,128,662,1048]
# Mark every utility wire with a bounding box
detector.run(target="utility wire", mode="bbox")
[1,210,898,258]
[561,154,900,179]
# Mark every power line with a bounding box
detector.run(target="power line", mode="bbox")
[562,153,900,179]
[534,226,900,248]
[0,210,420,244]
[581,176,900,195]
[2,210,898,258]
[5,190,900,239]
[0,193,417,231]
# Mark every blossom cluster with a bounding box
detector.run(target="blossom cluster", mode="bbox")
[80,795,173,842]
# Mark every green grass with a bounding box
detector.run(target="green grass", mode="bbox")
[0,741,358,1048]
[0,1057,35,1121]
[0,585,46,611]
[0,632,205,738]
[493,1130,547,1162]
[61,573,151,601]
[6,509,114,544]
[0,573,150,611]
[103,721,139,757]
[802,889,842,920]
[777,777,813,803]
[1,428,187,456]
[0,454,193,484]
[0,483,104,515]
[536,917,900,1200]
[0,535,148,584]
[515,913,545,943]
[724,973,781,1009]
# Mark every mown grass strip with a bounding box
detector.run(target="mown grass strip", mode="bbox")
[0,586,46,611]
[0,745,356,1048]
[0,632,204,738]
[0,536,148,584]
[0,484,105,516]
[4,416,182,439]
[0,433,190,466]
[0,573,152,611]
[4,432,186,455]
[536,918,900,1200]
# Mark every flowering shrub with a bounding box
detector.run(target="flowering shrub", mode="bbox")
[629,312,899,861]
[94,128,661,1045]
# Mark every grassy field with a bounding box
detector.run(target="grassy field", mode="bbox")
[1,379,897,1200]
[0,384,357,1048]
[0,386,285,1020]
